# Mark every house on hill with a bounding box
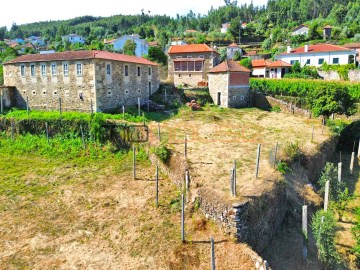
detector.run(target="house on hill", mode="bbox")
[208,60,250,108]
[251,59,291,78]
[291,24,309,36]
[62,34,85,44]
[3,50,159,112]
[106,34,149,57]
[221,23,231,34]
[276,44,357,67]
[167,43,220,88]
[226,43,246,60]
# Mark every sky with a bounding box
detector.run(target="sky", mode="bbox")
[1,0,268,30]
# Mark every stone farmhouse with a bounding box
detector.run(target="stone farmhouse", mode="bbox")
[208,60,250,108]
[3,50,159,112]
[277,44,357,67]
[168,44,220,88]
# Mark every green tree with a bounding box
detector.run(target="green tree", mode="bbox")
[123,40,136,56]
[233,50,242,61]
[239,57,252,69]
[318,162,344,201]
[147,46,167,65]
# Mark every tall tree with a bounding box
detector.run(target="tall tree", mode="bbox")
[123,40,136,56]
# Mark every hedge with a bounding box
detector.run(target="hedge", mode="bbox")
[250,78,360,101]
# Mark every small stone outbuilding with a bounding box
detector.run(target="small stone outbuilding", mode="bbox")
[208,60,250,108]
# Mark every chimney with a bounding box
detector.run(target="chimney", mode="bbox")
[304,44,309,52]
[287,46,291,54]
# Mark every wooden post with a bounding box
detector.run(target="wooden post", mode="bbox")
[302,205,308,262]
[274,142,278,168]
[181,194,185,243]
[133,146,136,180]
[80,125,85,150]
[0,89,3,114]
[157,122,161,141]
[156,165,159,208]
[45,122,49,144]
[26,96,29,117]
[138,97,141,116]
[324,180,330,212]
[338,162,342,183]
[59,97,62,118]
[90,99,94,115]
[122,105,125,120]
[184,135,187,159]
[311,124,314,141]
[210,237,216,270]
[350,152,355,175]
[255,144,261,179]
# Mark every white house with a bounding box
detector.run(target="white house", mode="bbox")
[291,25,309,36]
[251,59,291,78]
[276,44,357,67]
[221,23,231,34]
[107,34,149,57]
[62,34,85,44]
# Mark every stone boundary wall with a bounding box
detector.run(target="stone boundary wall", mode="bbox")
[251,92,311,118]
[318,69,360,82]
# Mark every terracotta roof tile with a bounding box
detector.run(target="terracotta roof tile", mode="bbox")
[267,60,292,68]
[281,44,353,55]
[209,60,250,73]
[343,43,360,49]
[252,59,267,68]
[4,50,158,66]
[228,42,238,48]
[168,44,215,54]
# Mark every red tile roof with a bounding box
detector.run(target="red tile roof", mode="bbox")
[168,44,215,54]
[209,60,250,73]
[173,58,205,62]
[252,59,267,68]
[267,60,292,68]
[343,43,360,49]
[228,42,238,48]
[4,50,158,66]
[281,44,353,55]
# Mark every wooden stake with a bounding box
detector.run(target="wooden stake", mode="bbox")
[181,194,185,243]
[255,144,261,179]
[211,237,216,270]
[133,146,136,180]
[156,165,159,208]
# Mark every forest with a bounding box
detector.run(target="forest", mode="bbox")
[0,0,360,49]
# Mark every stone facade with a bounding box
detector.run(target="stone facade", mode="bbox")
[0,86,16,109]
[208,72,250,108]
[3,52,159,112]
[168,51,220,88]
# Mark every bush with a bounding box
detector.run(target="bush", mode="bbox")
[270,105,281,112]
[318,162,344,201]
[153,144,170,163]
[284,142,301,162]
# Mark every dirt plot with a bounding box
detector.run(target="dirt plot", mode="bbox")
[149,107,330,201]
[0,154,261,269]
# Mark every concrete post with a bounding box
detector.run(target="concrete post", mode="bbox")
[338,162,342,183]
[185,170,190,190]
[156,165,159,208]
[255,144,261,179]
[233,160,237,196]
[210,237,215,270]
[138,97,141,116]
[324,180,330,212]
[302,205,308,261]
[181,194,185,243]
[122,105,125,120]
[350,152,355,175]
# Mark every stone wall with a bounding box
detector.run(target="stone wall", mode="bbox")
[3,59,160,112]
[0,86,16,108]
[228,86,250,108]
[319,69,360,82]
[94,59,160,111]
[349,70,360,82]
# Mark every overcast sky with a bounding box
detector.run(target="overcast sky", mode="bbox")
[1,0,268,29]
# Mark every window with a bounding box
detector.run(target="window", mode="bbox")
[174,61,204,72]
[188,74,192,78]
[51,64,57,76]
[53,91,58,96]
[290,60,299,65]
[41,64,46,76]
[137,66,141,76]
[106,64,111,75]
[318,58,324,65]
[306,59,311,65]
[124,65,129,76]
[32,90,36,95]
[332,58,339,64]
[76,63,82,76]
[148,67,152,75]
[178,74,181,78]
[63,63,69,76]
[20,65,25,77]
[30,65,35,77]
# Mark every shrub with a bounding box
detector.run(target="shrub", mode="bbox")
[277,161,292,174]
[318,162,344,201]
[284,142,301,162]
[270,105,281,112]
[153,144,170,163]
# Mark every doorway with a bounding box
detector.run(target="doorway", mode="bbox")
[217,92,221,106]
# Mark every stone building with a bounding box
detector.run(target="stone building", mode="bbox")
[168,44,220,88]
[3,50,159,112]
[208,60,250,108]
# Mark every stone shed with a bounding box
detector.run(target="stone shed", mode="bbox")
[208,60,250,108]
[3,50,160,112]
